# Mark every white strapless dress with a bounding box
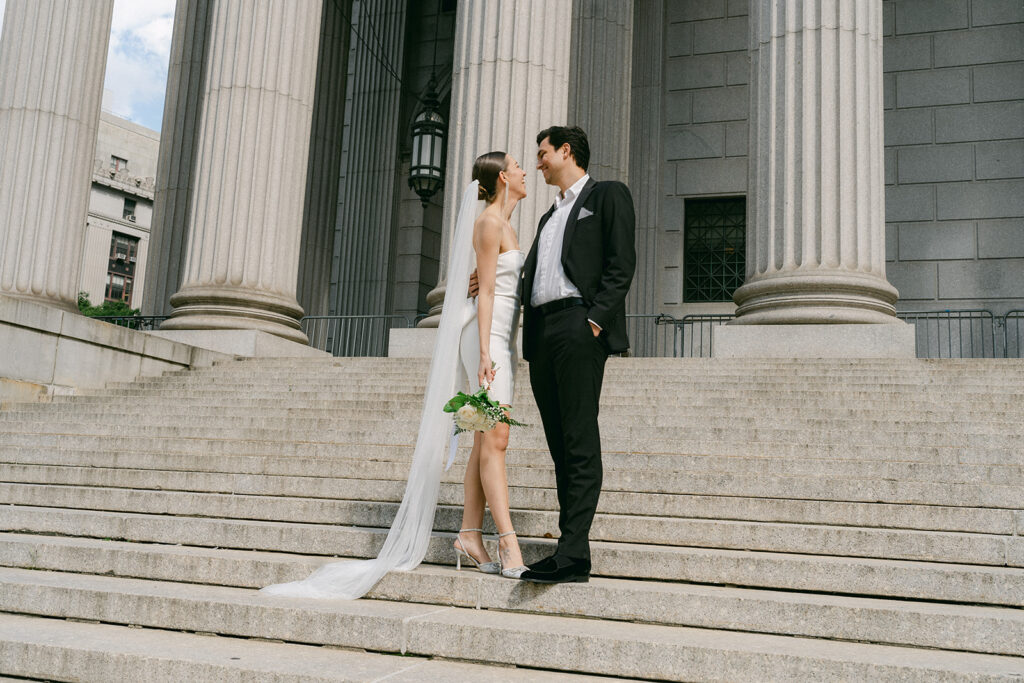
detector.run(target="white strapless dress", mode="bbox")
[460,249,525,406]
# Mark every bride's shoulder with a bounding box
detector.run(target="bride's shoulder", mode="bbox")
[474,211,504,233]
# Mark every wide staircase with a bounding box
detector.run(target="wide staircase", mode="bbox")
[0,357,1022,681]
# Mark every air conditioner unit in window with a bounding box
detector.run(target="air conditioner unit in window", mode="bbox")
[129,257,137,263]
[126,215,136,222]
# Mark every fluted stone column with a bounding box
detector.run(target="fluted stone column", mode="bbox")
[143,0,213,317]
[297,0,352,317]
[161,0,323,343]
[731,0,898,325]
[419,0,573,327]
[625,0,663,354]
[329,0,405,318]
[0,0,114,312]
[569,0,633,184]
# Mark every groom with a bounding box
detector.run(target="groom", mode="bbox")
[519,126,636,583]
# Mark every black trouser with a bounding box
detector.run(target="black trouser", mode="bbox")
[528,303,608,563]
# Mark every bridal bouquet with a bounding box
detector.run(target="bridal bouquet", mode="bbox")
[443,381,526,434]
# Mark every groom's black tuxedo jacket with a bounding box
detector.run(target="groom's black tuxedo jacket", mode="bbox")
[521,177,636,361]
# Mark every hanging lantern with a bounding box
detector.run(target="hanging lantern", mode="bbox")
[409,81,446,207]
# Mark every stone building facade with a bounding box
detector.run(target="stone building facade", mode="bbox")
[78,112,160,310]
[0,0,1021,357]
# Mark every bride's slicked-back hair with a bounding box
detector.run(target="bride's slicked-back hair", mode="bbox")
[472,151,508,203]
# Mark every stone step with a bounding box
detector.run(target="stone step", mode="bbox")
[3,503,1021,578]
[100,376,1024,393]
[2,535,1022,657]
[3,417,1019,450]
[2,474,1017,541]
[0,613,608,683]
[3,455,1022,512]
[35,394,1024,421]
[165,370,1024,388]
[6,441,1022,486]
[69,383,1024,410]
[2,568,1022,681]
[49,391,1024,417]
[4,430,1018,466]
[6,403,1022,432]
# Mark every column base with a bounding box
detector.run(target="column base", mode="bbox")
[163,286,308,344]
[712,322,916,359]
[416,283,445,328]
[1,291,79,315]
[732,271,900,324]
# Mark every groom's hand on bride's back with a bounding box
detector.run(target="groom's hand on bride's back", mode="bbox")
[468,269,479,297]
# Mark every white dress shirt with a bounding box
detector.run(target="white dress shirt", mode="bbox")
[531,174,590,308]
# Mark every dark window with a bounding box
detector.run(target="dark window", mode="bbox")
[106,232,139,304]
[441,0,457,12]
[123,198,137,221]
[683,197,746,302]
[111,155,128,171]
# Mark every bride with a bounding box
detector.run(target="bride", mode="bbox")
[261,151,528,599]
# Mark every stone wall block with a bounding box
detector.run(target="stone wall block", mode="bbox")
[666,23,693,57]
[972,0,1024,26]
[894,0,968,34]
[895,69,970,108]
[978,219,1024,259]
[882,34,931,72]
[935,180,1024,220]
[884,109,933,145]
[934,102,1024,143]
[976,140,1024,180]
[973,63,1024,104]
[886,261,937,300]
[885,185,935,222]
[692,85,748,122]
[938,260,1024,299]
[675,158,746,195]
[898,221,976,260]
[933,25,1024,67]
[665,91,693,124]
[667,0,725,22]
[666,54,725,90]
[693,17,747,54]
[665,124,725,160]
[896,143,974,184]
[0,0,114,311]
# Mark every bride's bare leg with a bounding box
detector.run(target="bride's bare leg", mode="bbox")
[479,416,524,568]
[456,432,491,562]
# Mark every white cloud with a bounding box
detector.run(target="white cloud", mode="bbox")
[103,0,176,131]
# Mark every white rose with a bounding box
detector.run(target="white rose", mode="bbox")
[456,404,476,422]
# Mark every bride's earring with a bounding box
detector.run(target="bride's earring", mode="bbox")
[503,176,509,212]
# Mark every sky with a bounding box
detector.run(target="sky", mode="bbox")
[0,0,175,132]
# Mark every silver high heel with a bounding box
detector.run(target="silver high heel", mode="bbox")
[454,528,499,574]
[498,530,527,578]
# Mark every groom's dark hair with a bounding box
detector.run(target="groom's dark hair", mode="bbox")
[537,126,590,172]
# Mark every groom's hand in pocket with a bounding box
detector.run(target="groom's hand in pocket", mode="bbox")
[588,320,601,337]
[468,269,479,297]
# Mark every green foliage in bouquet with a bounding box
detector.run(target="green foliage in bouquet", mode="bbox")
[443,384,527,434]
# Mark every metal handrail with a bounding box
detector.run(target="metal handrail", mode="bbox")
[91,315,168,331]
[678,314,735,358]
[301,314,412,357]
[625,313,681,357]
[896,309,997,358]
[1003,311,1024,359]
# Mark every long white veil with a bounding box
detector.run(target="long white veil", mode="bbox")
[261,181,482,599]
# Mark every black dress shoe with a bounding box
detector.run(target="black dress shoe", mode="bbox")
[519,557,590,584]
[526,554,559,572]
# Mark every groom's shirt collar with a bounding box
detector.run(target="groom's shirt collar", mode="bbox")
[555,174,590,210]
